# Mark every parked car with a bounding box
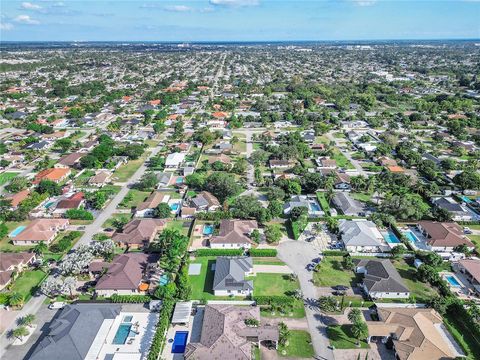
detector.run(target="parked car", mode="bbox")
[48,302,66,310]
[464,227,472,234]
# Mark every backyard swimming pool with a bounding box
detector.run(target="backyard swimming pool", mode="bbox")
[203,224,214,235]
[172,331,189,353]
[9,225,26,238]
[383,232,400,244]
[445,275,461,287]
[404,230,419,243]
[112,324,132,345]
[309,202,321,212]
[44,201,55,209]
[170,203,180,211]
[176,177,184,184]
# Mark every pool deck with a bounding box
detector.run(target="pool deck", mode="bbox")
[448,267,480,302]
[93,310,159,360]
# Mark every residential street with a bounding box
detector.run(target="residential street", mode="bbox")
[277,240,335,360]
[325,131,366,176]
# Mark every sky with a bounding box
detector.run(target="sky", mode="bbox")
[0,0,479,42]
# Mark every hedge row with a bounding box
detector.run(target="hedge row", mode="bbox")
[110,294,152,303]
[147,298,175,360]
[253,295,294,306]
[195,248,244,257]
[249,248,277,257]
[322,250,349,256]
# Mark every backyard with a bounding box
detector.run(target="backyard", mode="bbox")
[327,324,369,349]
[391,259,438,302]
[118,189,151,209]
[278,330,315,358]
[0,220,32,252]
[250,273,300,297]
[9,269,48,303]
[0,172,19,185]
[313,256,358,288]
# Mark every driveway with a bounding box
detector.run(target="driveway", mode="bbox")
[277,240,334,360]
[253,265,291,274]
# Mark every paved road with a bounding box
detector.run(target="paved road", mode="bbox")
[326,131,366,176]
[277,240,335,360]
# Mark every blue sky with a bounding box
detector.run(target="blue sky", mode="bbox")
[1,1,479,41]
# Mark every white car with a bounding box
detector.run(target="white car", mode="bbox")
[48,301,66,310]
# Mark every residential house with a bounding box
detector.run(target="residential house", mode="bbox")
[0,252,36,290]
[11,219,69,245]
[112,218,166,249]
[33,168,71,184]
[269,160,293,169]
[92,253,160,297]
[417,221,475,252]
[367,307,460,360]
[334,172,351,190]
[135,192,170,218]
[432,197,473,221]
[283,195,324,217]
[88,170,112,187]
[156,172,173,188]
[332,192,365,216]
[355,259,410,299]
[165,152,186,170]
[339,219,388,253]
[212,257,254,296]
[209,219,258,249]
[208,154,232,165]
[4,189,30,209]
[185,304,278,360]
[52,192,85,217]
[456,259,480,295]
[55,153,84,169]
[191,191,220,212]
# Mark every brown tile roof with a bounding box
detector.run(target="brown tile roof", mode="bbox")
[367,308,456,360]
[5,189,30,208]
[208,154,232,164]
[88,171,111,185]
[57,153,84,167]
[418,221,474,248]
[14,219,69,242]
[458,259,480,283]
[0,252,35,272]
[210,220,257,245]
[56,192,84,210]
[197,191,220,207]
[112,219,166,246]
[136,192,167,211]
[95,253,159,291]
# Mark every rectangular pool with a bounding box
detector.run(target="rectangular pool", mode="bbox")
[9,225,26,238]
[112,324,132,345]
[383,232,400,244]
[309,202,321,212]
[404,230,419,243]
[172,331,189,353]
[446,275,461,287]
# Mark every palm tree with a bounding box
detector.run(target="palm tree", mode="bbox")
[11,326,29,341]
[351,321,369,346]
[348,309,362,324]
[19,314,35,328]
[33,241,48,256]
[8,292,24,308]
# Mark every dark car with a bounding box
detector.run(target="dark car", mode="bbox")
[333,285,349,291]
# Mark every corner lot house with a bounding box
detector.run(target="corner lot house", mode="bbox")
[29,303,158,360]
[11,219,69,245]
[213,256,254,296]
[355,259,410,299]
[0,252,36,290]
[339,219,389,253]
[112,219,166,249]
[185,304,279,360]
[210,219,258,249]
[367,307,461,360]
[417,221,474,252]
[92,252,159,297]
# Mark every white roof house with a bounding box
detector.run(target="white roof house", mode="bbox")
[165,152,186,169]
[339,219,388,253]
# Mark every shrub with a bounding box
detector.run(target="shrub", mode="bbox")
[110,294,152,303]
[147,298,175,360]
[195,248,244,257]
[65,208,94,220]
[249,248,277,257]
[253,295,294,306]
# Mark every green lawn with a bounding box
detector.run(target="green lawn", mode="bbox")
[118,189,151,209]
[114,157,146,182]
[333,132,346,139]
[444,312,480,359]
[166,220,191,236]
[74,170,95,186]
[250,273,299,297]
[327,325,369,349]
[0,172,19,185]
[313,256,358,287]
[332,150,354,169]
[10,269,48,303]
[0,221,32,252]
[102,213,131,229]
[391,259,438,302]
[467,235,480,253]
[278,330,315,358]
[316,192,331,214]
[252,258,285,265]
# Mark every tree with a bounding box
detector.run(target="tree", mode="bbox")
[290,206,308,221]
[267,199,283,218]
[55,138,73,152]
[351,321,369,346]
[453,170,480,190]
[36,180,62,197]
[80,155,97,169]
[11,326,29,341]
[348,308,362,324]
[85,190,108,210]
[134,173,158,191]
[5,176,30,193]
[250,229,261,243]
[278,322,290,346]
[8,292,24,308]
[19,314,36,328]
[391,245,405,259]
[318,296,337,312]
[205,172,242,202]
[33,241,48,255]
[379,193,429,220]
[343,255,354,270]
[154,203,171,219]
[265,224,282,244]
[112,216,129,231]
[62,276,77,298]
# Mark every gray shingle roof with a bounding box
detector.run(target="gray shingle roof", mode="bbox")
[213,256,253,292]
[355,259,409,294]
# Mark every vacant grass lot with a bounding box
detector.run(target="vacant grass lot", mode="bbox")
[327,325,369,349]
[113,156,146,182]
[119,189,151,209]
[250,273,299,296]
[0,172,19,185]
[313,256,358,288]
[278,330,315,358]
[331,150,354,169]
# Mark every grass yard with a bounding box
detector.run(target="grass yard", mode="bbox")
[332,150,354,169]
[250,273,299,297]
[350,192,373,204]
[327,325,369,349]
[316,192,331,214]
[313,256,358,288]
[0,220,32,252]
[102,213,131,229]
[333,132,346,139]
[233,140,247,153]
[166,220,191,237]
[10,269,48,303]
[278,330,315,358]
[0,172,19,185]
[467,235,480,253]
[114,157,146,182]
[119,189,151,209]
[74,169,95,186]
[252,257,286,265]
[444,312,480,359]
[391,259,438,302]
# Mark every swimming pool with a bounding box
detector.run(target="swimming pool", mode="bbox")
[112,324,132,344]
[203,224,214,235]
[172,331,189,353]
[445,275,461,287]
[460,195,472,203]
[404,230,419,243]
[170,203,180,211]
[309,202,321,212]
[9,225,26,238]
[175,177,184,184]
[159,274,169,286]
[383,232,400,244]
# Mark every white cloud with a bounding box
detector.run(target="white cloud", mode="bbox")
[14,14,40,25]
[164,5,192,12]
[209,0,260,7]
[0,22,14,30]
[21,2,42,10]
